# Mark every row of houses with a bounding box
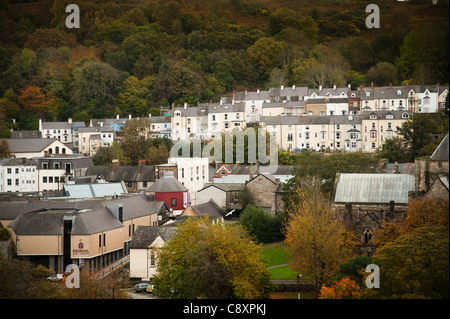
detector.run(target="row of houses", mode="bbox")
[7,83,446,158]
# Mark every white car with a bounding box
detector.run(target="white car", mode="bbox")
[47,274,63,282]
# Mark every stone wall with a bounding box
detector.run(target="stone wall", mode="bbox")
[415,158,449,193]
[246,175,279,215]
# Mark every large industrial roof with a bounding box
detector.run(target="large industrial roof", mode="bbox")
[334,173,415,204]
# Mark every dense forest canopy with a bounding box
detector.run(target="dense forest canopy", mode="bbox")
[0,0,448,134]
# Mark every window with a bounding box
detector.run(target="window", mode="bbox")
[402,112,409,119]
[103,234,106,246]
[54,162,60,169]
[7,168,11,174]
[372,142,376,148]
[236,113,240,119]
[370,131,377,139]
[49,177,53,183]
[224,123,229,129]
[99,235,102,247]
[224,114,228,120]
[171,198,177,206]
[370,114,377,119]
[7,179,11,186]
[212,115,216,121]
[336,124,340,130]
[15,168,19,174]
[15,179,19,185]
[287,133,293,141]
[43,176,47,183]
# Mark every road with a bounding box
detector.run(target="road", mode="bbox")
[126,289,160,299]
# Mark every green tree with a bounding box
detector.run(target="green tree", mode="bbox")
[396,113,441,161]
[247,37,287,78]
[364,226,449,299]
[396,22,449,84]
[378,136,410,163]
[240,205,285,243]
[366,62,399,86]
[116,75,154,117]
[153,217,272,299]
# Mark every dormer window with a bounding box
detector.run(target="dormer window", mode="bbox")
[386,114,394,119]
[175,112,181,117]
[402,112,409,119]
[369,114,377,120]
[366,92,371,97]
[351,93,356,97]
[397,90,401,95]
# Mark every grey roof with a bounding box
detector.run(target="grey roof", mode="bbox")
[269,86,308,98]
[200,183,243,192]
[373,87,409,99]
[85,165,155,182]
[307,87,349,96]
[260,115,362,126]
[8,208,123,236]
[361,110,411,119]
[35,156,94,169]
[334,173,415,204]
[130,225,177,249]
[146,175,187,193]
[234,90,270,101]
[0,158,37,167]
[172,106,199,117]
[77,126,115,133]
[63,183,127,198]
[305,98,348,104]
[430,133,449,161]
[190,200,223,219]
[0,193,166,222]
[6,138,69,153]
[11,130,41,139]
[41,121,85,130]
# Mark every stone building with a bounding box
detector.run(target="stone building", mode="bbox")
[333,173,416,256]
[415,133,449,197]
[245,173,285,215]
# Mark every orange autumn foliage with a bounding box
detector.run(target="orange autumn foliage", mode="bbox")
[319,276,361,299]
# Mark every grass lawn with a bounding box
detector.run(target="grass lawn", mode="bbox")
[261,242,300,280]
[260,242,290,267]
[268,265,299,280]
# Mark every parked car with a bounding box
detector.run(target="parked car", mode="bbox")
[47,274,63,282]
[146,285,154,294]
[135,283,151,292]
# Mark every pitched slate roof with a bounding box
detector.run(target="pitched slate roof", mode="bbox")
[6,138,66,153]
[430,133,449,161]
[189,200,223,219]
[8,208,123,236]
[129,225,177,249]
[146,175,187,193]
[85,165,155,183]
[334,173,415,204]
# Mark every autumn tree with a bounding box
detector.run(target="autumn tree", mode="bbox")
[60,269,129,299]
[153,217,272,299]
[17,85,56,118]
[146,142,170,166]
[0,259,61,299]
[319,276,361,299]
[284,181,357,298]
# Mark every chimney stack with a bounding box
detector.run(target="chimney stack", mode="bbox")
[138,159,146,173]
[68,118,72,124]
[111,159,119,173]
[116,115,119,120]
[371,82,373,89]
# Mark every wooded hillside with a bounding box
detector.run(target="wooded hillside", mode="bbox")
[0,0,448,134]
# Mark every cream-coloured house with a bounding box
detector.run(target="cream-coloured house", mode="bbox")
[260,114,362,152]
[4,194,169,273]
[6,138,73,159]
[76,126,115,156]
[361,110,411,152]
[129,225,177,281]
